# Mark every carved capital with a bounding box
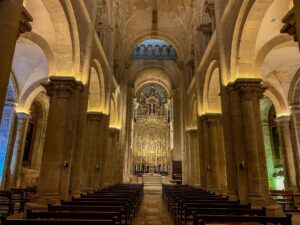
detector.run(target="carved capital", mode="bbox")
[109,127,120,138]
[202,113,222,125]
[87,112,103,122]
[275,115,290,128]
[42,77,83,101]
[16,112,30,124]
[227,78,266,101]
[281,8,297,42]
[187,129,198,136]
[19,6,32,36]
[204,1,215,19]
[197,23,212,38]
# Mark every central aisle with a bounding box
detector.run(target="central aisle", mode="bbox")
[134,194,174,225]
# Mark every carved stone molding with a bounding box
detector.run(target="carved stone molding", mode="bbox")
[87,112,108,122]
[187,129,198,136]
[16,112,30,124]
[281,8,297,42]
[42,77,83,101]
[19,6,32,35]
[204,0,215,19]
[202,113,222,125]
[227,78,267,100]
[197,23,212,37]
[275,115,291,128]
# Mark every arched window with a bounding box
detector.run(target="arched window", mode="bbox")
[131,39,177,60]
[261,99,285,190]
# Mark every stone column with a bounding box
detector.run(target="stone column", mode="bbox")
[290,105,300,189]
[81,113,103,192]
[69,86,89,197]
[9,112,30,188]
[225,79,270,205]
[197,116,208,189]
[191,129,201,186]
[103,128,120,186]
[38,77,83,201]
[184,130,194,185]
[261,120,276,189]
[202,113,224,193]
[276,116,298,190]
[0,1,32,120]
[220,87,238,199]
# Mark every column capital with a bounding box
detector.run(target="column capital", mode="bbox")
[204,0,215,18]
[16,112,30,121]
[275,115,291,127]
[87,112,108,122]
[19,6,32,35]
[187,129,198,136]
[202,113,222,124]
[109,127,120,138]
[226,78,267,100]
[42,77,83,100]
[281,8,297,41]
[109,127,120,133]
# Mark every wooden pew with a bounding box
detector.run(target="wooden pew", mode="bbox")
[49,204,130,224]
[0,191,14,216]
[27,210,123,224]
[179,207,266,225]
[1,217,117,225]
[271,190,300,211]
[163,184,292,225]
[193,214,292,225]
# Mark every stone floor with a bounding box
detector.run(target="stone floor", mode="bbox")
[133,194,174,225]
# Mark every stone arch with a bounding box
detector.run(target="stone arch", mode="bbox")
[109,95,118,128]
[203,60,221,114]
[89,59,106,113]
[133,68,173,97]
[288,69,300,106]
[12,37,49,109]
[260,97,285,190]
[264,84,290,117]
[187,95,198,130]
[20,92,49,188]
[20,32,56,76]
[230,0,274,82]
[39,0,78,77]
[88,67,102,112]
[18,86,46,114]
[255,35,294,71]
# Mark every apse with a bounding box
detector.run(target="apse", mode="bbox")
[132,83,172,175]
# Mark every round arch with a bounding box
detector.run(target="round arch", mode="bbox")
[90,59,106,113]
[20,32,56,76]
[230,0,274,82]
[203,60,221,114]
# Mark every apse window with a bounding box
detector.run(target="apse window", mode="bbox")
[131,39,177,60]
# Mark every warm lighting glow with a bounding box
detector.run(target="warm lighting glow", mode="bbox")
[15,106,30,115]
[277,113,291,117]
[109,125,121,130]
[288,0,294,10]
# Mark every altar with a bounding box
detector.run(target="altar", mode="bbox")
[133,164,169,176]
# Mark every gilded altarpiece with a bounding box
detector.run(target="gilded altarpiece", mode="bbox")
[132,84,171,168]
